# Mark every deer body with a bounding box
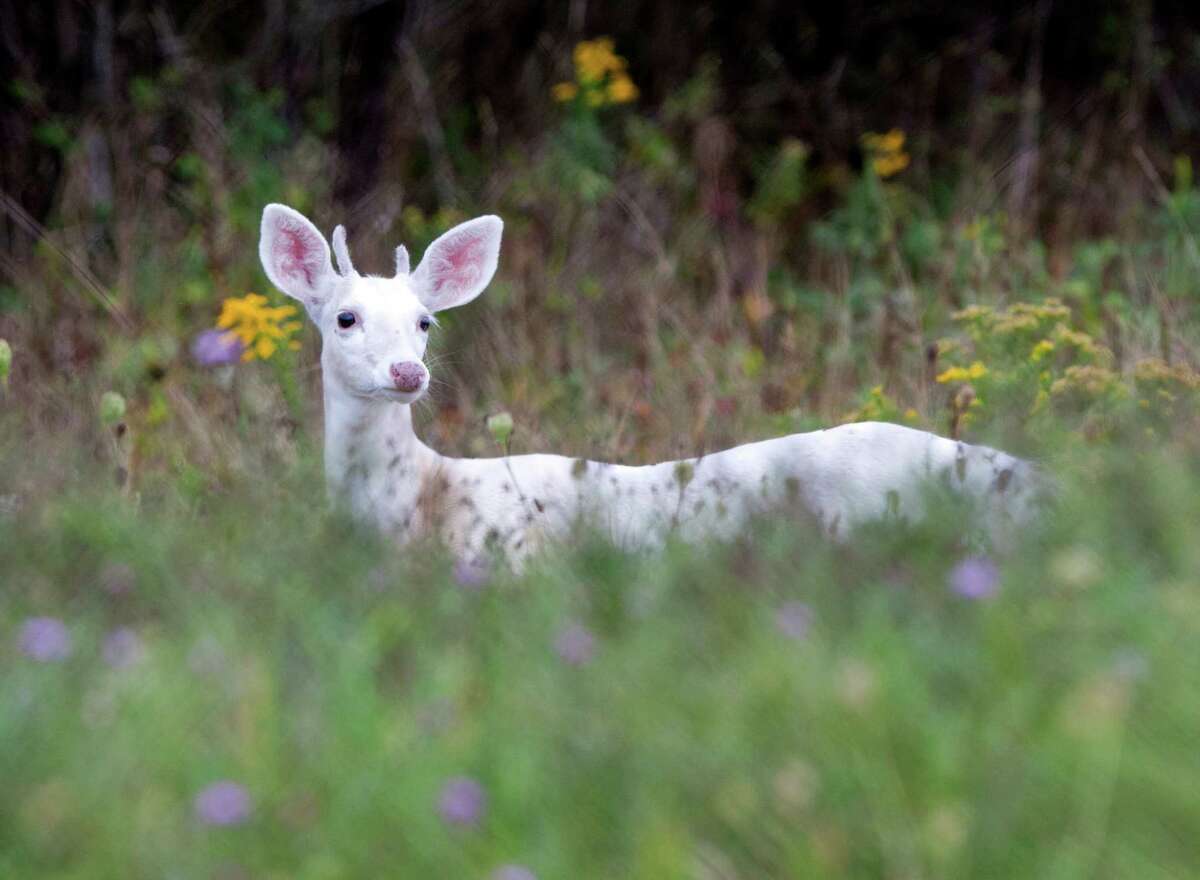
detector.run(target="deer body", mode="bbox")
[261,204,1038,566]
[333,409,1031,563]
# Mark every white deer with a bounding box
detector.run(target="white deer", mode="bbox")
[260,203,1041,565]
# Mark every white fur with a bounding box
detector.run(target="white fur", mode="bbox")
[260,204,1042,565]
[331,224,354,276]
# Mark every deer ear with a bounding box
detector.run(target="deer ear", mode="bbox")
[259,204,335,309]
[411,216,502,312]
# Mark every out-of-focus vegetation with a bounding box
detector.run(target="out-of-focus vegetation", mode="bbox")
[3,447,1200,879]
[2,3,1200,878]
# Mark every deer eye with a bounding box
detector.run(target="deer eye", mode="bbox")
[336,311,357,329]
[418,316,432,332]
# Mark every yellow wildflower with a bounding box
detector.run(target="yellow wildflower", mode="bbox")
[1049,365,1123,398]
[552,82,578,102]
[1134,358,1173,383]
[1134,357,1200,390]
[1010,299,1071,321]
[555,37,637,107]
[861,129,905,153]
[955,299,1072,340]
[936,361,988,385]
[992,313,1039,334]
[951,305,994,325]
[1052,326,1104,358]
[216,293,303,362]
[606,73,639,103]
[574,38,624,83]
[877,129,905,153]
[1030,339,1055,362]
[873,152,910,178]
[861,129,910,179]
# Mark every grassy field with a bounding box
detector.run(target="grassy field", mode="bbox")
[5,192,1200,877]
[2,377,1200,878]
[5,23,1200,877]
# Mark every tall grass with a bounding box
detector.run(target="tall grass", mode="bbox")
[2,390,1199,878]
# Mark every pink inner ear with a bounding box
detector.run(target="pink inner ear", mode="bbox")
[272,216,324,289]
[430,230,484,297]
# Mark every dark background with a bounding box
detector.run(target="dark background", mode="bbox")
[5,1,1200,246]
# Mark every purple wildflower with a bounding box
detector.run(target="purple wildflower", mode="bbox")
[554,623,596,666]
[949,555,1000,600]
[491,867,538,880]
[776,601,813,640]
[102,627,145,668]
[18,617,72,662]
[438,776,486,827]
[453,556,491,591]
[194,780,252,826]
[191,329,244,367]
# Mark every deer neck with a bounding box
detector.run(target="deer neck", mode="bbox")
[322,382,438,517]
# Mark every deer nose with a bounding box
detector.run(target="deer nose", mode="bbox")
[389,361,426,393]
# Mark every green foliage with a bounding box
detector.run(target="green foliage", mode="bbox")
[400,205,469,255]
[1152,155,1200,301]
[2,434,1200,879]
[545,111,619,205]
[842,385,920,427]
[32,118,72,153]
[748,139,810,227]
[935,298,1200,441]
[625,117,690,190]
[811,170,893,263]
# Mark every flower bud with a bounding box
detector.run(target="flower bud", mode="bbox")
[486,411,514,447]
[99,391,126,427]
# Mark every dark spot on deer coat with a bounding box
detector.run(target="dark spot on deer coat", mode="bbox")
[994,468,1013,493]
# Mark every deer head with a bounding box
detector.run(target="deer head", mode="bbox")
[258,203,503,404]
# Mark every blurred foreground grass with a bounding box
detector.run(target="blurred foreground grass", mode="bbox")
[2,419,1198,879]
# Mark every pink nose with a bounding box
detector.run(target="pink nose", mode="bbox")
[389,361,426,393]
